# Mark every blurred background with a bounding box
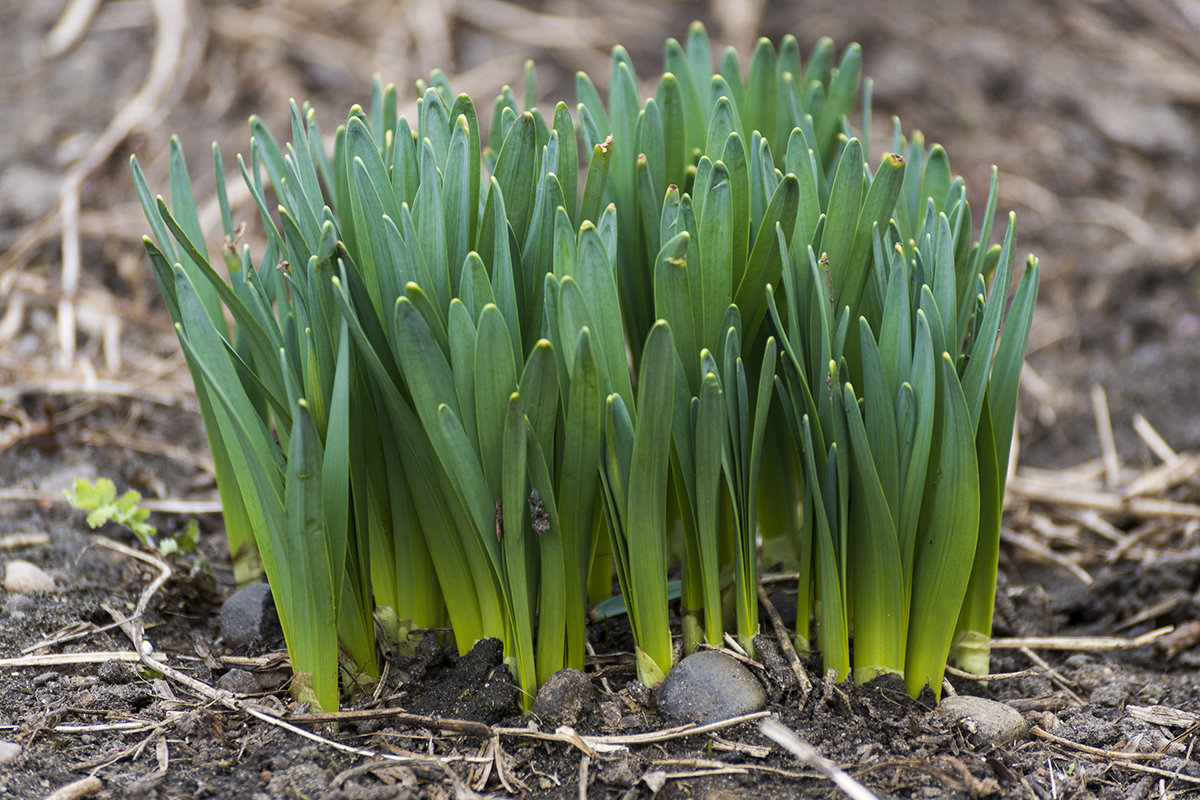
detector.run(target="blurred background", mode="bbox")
[2,0,1199,472]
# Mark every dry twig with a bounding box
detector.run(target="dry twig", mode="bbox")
[757,584,813,698]
[0,651,166,668]
[53,0,192,367]
[992,628,1175,651]
[943,665,1041,681]
[760,717,882,800]
[493,711,771,757]
[1017,647,1087,706]
[1032,725,1167,762]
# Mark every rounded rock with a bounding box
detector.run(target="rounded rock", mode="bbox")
[4,560,55,593]
[936,695,1029,746]
[655,650,766,725]
[0,740,21,765]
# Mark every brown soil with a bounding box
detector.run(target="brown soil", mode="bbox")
[3,1,1200,798]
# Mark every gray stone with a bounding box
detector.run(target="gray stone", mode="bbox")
[654,650,767,724]
[219,583,284,655]
[4,560,55,593]
[0,740,20,765]
[217,668,259,695]
[4,594,35,615]
[936,695,1029,746]
[532,668,597,727]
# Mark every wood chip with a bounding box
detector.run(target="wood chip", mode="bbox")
[43,776,103,800]
[1126,704,1199,728]
[0,532,50,550]
[1155,620,1200,660]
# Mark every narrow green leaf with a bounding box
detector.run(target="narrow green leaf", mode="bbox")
[580,139,612,225]
[744,38,778,144]
[492,113,538,244]
[622,321,676,685]
[694,369,726,646]
[552,102,579,223]
[653,231,697,391]
[442,115,474,285]
[736,176,799,342]
[448,299,479,452]
[961,214,1020,431]
[814,43,862,167]
[282,399,339,710]
[575,71,610,139]
[557,331,603,668]
[723,132,751,280]
[951,396,1001,676]
[655,73,688,195]
[475,304,519,498]
[519,340,558,461]
[841,152,905,320]
[905,354,980,698]
[841,382,905,681]
[820,138,864,308]
[989,257,1040,473]
[577,224,634,406]
[697,171,733,353]
[501,394,536,708]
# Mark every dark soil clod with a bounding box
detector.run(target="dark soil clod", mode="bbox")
[404,637,520,724]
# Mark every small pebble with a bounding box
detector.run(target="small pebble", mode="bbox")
[0,741,21,765]
[217,668,259,695]
[936,695,1029,746]
[597,753,638,786]
[3,594,35,615]
[4,560,55,593]
[35,462,97,495]
[32,672,58,687]
[599,699,623,728]
[655,650,767,724]
[98,660,137,685]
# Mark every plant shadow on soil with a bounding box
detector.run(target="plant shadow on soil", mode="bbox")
[0,400,1198,800]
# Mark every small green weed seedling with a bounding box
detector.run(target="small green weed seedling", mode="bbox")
[65,477,199,556]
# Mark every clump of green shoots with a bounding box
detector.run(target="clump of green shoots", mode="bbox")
[134,22,1037,710]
